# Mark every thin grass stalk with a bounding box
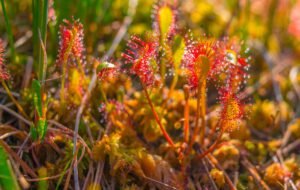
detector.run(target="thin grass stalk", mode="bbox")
[33,0,48,84]
[55,159,72,190]
[0,0,15,60]
[38,0,48,85]
[1,80,29,119]
[32,0,40,72]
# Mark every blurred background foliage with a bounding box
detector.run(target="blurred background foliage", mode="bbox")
[1,0,299,100]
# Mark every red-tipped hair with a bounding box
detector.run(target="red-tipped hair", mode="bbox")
[56,18,85,66]
[122,35,158,87]
[0,39,9,80]
[182,38,217,91]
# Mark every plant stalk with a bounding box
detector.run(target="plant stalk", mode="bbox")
[197,125,224,160]
[143,85,175,147]
[199,79,206,144]
[183,85,190,143]
[60,62,67,104]
[189,78,206,149]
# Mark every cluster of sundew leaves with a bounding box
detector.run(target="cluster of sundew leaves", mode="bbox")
[56,18,85,66]
[120,35,251,133]
[0,39,9,80]
[3,0,300,189]
[91,1,253,143]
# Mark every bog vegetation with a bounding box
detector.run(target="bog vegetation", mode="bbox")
[0,0,300,190]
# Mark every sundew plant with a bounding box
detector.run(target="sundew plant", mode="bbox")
[0,0,300,190]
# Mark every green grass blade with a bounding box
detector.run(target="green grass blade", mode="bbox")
[0,146,20,190]
[32,79,43,117]
[0,0,15,60]
[33,0,48,84]
[39,0,48,85]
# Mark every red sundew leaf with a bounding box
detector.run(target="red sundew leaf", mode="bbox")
[97,61,119,81]
[215,40,251,131]
[122,35,158,87]
[56,18,85,66]
[0,39,9,80]
[182,38,218,90]
[219,92,244,132]
[209,39,250,92]
[152,1,178,41]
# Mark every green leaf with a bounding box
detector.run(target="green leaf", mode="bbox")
[32,79,43,117]
[97,61,116,72]
[158,5,173,40]
[172,35,185,72]
[30,124,38,141]
[0,146,20,190]
[37,119,47,140]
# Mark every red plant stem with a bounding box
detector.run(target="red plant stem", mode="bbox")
[183,85,190,143]
[142,86,175,147]
[196,126,224,160]
[189,79,206,150]
[189,83,201,148]
[199,79,206,144]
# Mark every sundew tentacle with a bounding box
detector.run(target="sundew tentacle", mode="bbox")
[0,39,9,80]
[56,18,85,67]
[122,35,159,87]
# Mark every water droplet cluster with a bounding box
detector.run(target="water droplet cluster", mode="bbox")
[122,35,158,87]
[56,18,85,66]
[182,38,217,90]
[181,36,251,131]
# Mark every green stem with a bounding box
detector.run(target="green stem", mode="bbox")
[55,159,72,190]
[0,0,15,60]
[38,0,49,86]
[60,62,67,104]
